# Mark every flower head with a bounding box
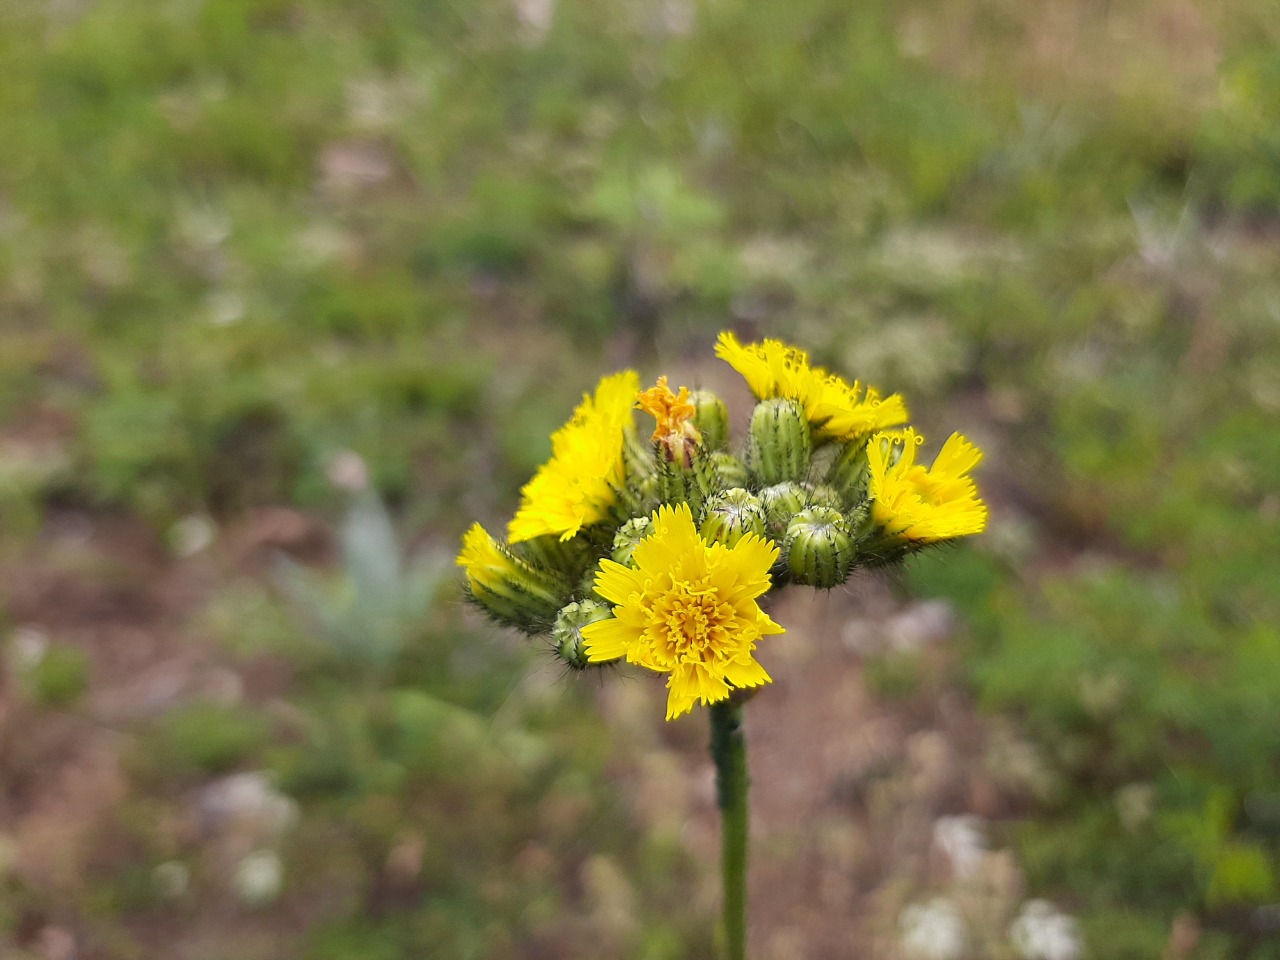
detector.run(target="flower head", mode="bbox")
[715,331,822,404]
[581,503,784,719]
[715,331,908,442]
[808,376,910,442]
[509,370,640,543]
[636,376,701,465]
[867,429,987,545]
[457,522,569,630]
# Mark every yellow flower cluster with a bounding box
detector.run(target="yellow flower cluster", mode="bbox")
[458,331,987,720]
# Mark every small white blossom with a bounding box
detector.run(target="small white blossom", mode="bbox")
[206,290,245,326]
[1010,900,1082,960]
[514,0,554,43]
[168,515,216,557]
[233,850,283,907]
[198,771,299,837]
[9,625,49,670]
[933,815,986,880]
[900,897,967,960]
[327,450,370,492]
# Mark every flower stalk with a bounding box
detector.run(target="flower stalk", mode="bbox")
[710,699,749,960]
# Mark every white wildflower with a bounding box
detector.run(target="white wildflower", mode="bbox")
[233,850,283,907]
[900,897,967,960]
[198,771,299,837]
[1010,899,1082,960]
[933,814,986,880]
[168,515,216,557]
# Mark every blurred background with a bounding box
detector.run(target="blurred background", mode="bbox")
[1,0,1278,957]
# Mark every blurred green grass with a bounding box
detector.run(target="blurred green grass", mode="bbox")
[2,0,1279,956]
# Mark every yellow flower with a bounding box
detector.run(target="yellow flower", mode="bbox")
[636,375,701,465]
[714,331,820,403]
[808,377,910,442]
[581,503,784,720]
[457,522,510,594]
[867,429,987,544]
[715,331,909,442]
[456,522,567,629]
[509,370,640,543]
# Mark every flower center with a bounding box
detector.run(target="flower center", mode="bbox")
[647,578,734,664]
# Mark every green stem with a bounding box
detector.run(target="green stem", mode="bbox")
[710,699,748,960]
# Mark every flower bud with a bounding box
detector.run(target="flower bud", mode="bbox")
[759,482,808,537]
[552,599,614,669]
[457,524,572,632]
[784,507,855,588]
[516,534,592,581]
[708,451,749,490]
[700,488,767,547]
[657,457,701,507]
[802,482,844,511]
[611,515,654,566]
[827,440,870,501]
[689,389,730,452]
[746,398,811,486]
[847,505,874,542]
[623,427,659,484]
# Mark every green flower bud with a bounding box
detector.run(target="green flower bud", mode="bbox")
[802,482,844,511]
[746,398,811,486]
[552,599,614,669]
[618,429,659,516]
[759,482,808,537]
[623,426,659,483]
[847,505,873,541]
[689,389,730,452]
[708,451,750,490]
[657,456,700,507]
[827,440,870,502]
[611,515,654,566]
[458,524,573,633]
[700,488,767,547]
[516,534,592,581]
[784,507,855,588]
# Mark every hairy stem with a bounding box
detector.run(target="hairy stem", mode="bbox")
[710,699,748,960]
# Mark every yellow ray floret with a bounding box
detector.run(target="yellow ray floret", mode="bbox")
[457,522,512,594]
[714,331,908,441]
[867,429,987,544]
[508,370,640,543]
[581,503,784,720]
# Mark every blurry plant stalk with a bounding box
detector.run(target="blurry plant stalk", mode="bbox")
[458,334,986,959]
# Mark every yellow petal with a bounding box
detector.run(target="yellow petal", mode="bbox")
[932,432,983,477]
[594,559,646,605]
[581,616,635,662]
[723,656,771,688]
[716,533,778,601]
[632,503,700,575]
[664,668,701,720]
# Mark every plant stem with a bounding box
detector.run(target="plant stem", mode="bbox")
[710,699,748,960]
